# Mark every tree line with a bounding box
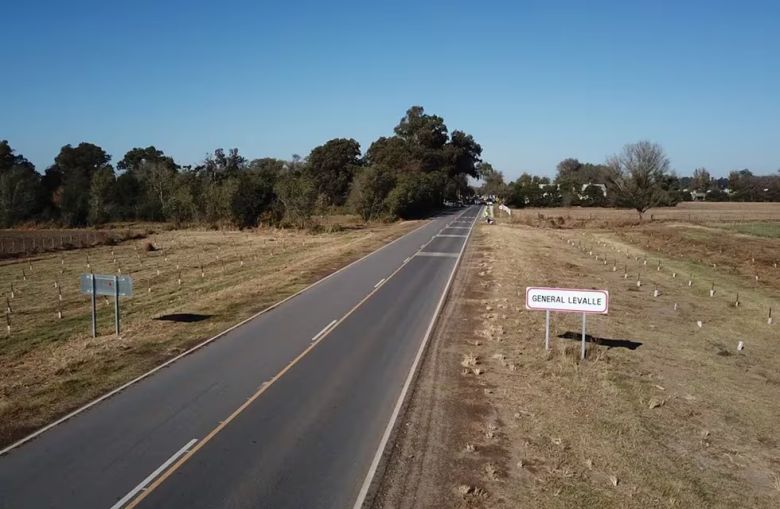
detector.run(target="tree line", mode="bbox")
[480,141,780,218]
[0,106,482,228]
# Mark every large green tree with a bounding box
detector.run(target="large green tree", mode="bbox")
[364,106,483,216]
[348,165,396,221]
[305,138,361,207]
[275,170,317,228]
[0,141,42,226]
[117,146,176,174]
[554,157,615,206]
[50,143,112,226]
[88,166,117,224]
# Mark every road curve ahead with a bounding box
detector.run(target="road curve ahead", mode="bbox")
[0,206,480,509]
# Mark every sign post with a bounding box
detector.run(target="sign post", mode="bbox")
[80,274,133,337]
[91,274,97,338]
[525,287,609,360]
[545,310,551,350]
[114,275,120,335]
[581,313,587,360]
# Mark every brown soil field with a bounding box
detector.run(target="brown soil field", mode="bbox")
[0,227,152,258]
[0,219,419,448]
[374,211,780,508]
[509,202,780,229]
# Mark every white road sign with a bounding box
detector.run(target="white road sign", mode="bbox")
[525,287,609,314]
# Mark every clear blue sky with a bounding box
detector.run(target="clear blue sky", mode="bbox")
[2,0,778,179]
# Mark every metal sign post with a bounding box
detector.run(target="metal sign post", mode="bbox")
[581,313,587,360]
[114,275,120,336]
[80,274,133,337]
[525,287,609,361]
[545,310,551,350]
[91,274,97,338]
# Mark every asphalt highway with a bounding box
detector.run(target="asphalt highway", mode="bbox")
[0,206,480,509]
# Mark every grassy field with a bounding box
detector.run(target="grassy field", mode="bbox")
[377,204,780,508]
[0,218,419,447]
[720,222,780,238]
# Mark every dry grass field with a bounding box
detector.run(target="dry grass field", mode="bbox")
[0,219,419,447]
[376,204,780,508]
[507,202,780,229]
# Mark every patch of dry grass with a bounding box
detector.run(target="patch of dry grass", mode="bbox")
[0,219,419,447]
[441,218,780,508]
[507,202,780,229]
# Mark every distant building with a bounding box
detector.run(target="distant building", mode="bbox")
[690,191,706,201]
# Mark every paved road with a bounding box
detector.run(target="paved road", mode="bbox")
[0,206,480,509]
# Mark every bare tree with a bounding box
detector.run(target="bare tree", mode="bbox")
[606,141,671,220]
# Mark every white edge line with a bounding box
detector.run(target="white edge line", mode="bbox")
[373,278,386,289]
[110,438,198,509]
[352,207,480,509]
[311,319,338,342]
[0,220,435,457]
[403,257,411,264]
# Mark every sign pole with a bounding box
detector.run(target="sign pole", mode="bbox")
[581,313,587,360]
[544,310,550,350]
[114,275,120,336]
[91,273,97,338]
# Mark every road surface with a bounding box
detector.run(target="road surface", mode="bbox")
[0,206,480,509]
